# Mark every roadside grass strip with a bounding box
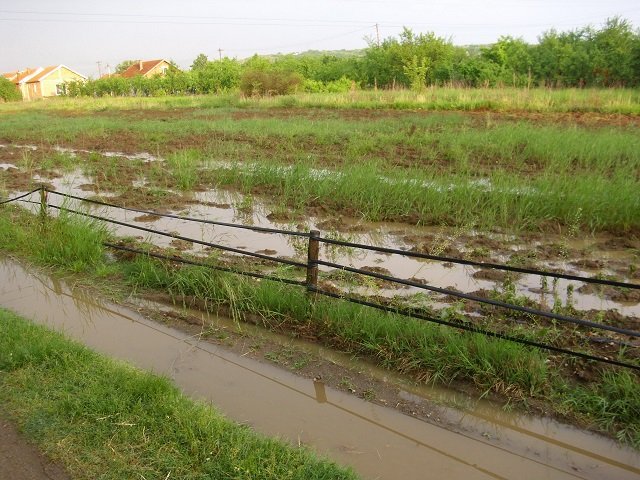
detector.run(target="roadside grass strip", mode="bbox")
[0,308,357,480]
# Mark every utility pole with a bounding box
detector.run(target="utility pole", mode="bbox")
[96,61,102,78]
[218,48,223,60]
[375,23,380,47]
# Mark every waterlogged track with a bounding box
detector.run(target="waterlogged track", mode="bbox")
[0,257,638,480]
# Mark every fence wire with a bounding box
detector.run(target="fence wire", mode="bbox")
[3,186,639,371]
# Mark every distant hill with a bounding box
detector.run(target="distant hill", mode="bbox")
[263,49,366,60]
[261,45,486,60]
[461,45,487,56]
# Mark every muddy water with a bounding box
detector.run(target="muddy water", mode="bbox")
[1,257,639,480]
[4,156,639,317]
[0,143,161,162]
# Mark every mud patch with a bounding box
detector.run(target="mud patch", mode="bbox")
[132,213,162,223]
[0,414,71,480]
[471,268,510,282]
[102,188,190,211]
[578,283,640,303]
[169,238,194,251]
[78,183,98,192]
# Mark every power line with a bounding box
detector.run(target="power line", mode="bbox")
[1,9,638,29]
[0,17,371,28]
[0,9,377,25]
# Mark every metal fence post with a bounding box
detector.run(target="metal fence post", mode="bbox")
[306,229,320,295]
[39,186,48,220]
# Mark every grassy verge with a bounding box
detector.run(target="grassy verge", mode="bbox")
[0,206,639,447]
[1,88,640,114]
[0,308,357,479]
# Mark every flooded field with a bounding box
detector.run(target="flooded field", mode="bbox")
[1,256,639,480]
[1,143,638,321]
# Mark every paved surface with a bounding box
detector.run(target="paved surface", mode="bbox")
[0,414,70,480]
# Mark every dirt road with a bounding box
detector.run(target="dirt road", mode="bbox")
[0,414,70,480]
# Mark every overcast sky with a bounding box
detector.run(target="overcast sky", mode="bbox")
[2,0,639,77]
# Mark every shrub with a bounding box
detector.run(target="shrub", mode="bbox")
[302,76,355,93]
[239,69,303,96]
[0,77,21,102]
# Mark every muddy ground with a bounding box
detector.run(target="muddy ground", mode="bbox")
[0,413,71,480]
[28,105,640,128]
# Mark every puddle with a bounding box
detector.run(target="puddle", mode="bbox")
[4,161,639,318]
[0,143,161,162]
[32,171,119,199]
[1,256,639,479]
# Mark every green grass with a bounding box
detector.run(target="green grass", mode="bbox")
[1,206,638,447]
[0,204,109,273]
[0,309,356,479]
[556,371,640,447]
[206,159,640,232]
[121,254,549,396]
[2,88,640,114]
[1,96,638,233]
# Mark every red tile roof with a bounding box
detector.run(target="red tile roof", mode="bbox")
[25,65,58,83]
[1,68,39,84]
[120,59,168,78]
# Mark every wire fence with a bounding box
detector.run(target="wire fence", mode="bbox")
[3,186,640,371]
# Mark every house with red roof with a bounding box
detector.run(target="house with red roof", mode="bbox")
[2,65,86,101]
[120,59,175,78]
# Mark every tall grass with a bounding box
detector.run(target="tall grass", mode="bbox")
[0,205,108,272]
[557,371,640,447]
[0,206,638,445]
[208,160,640,232]
[2,104,637,232]
[2,88,640,114]
[3,108,638,176]
[165,149,202,190]
[122,255,549,396]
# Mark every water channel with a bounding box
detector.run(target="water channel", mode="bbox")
[1,256,638,479]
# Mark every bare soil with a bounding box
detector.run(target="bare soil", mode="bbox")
[0,413,71,480]
[183,107,640,128]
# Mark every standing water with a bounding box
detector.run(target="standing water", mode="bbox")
[0,256,638,479]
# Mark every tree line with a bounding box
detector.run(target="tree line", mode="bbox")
[63,17,640,98]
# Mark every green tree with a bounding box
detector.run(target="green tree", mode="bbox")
[403,55,429,91]
[190,53,209,71]
[193,58,241,93]
[481,36,533,86]
[362,27,459,87]
[115,60,137,74]
[591,17,638,86]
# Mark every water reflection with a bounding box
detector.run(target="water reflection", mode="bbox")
[1,256,639,479]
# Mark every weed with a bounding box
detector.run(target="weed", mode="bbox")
[362,388,376,401]
[338,377,357,393]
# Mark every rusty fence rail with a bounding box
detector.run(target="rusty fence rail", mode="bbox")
[3,186,640,371]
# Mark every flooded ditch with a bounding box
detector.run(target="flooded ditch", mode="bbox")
[1,256,639,479]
